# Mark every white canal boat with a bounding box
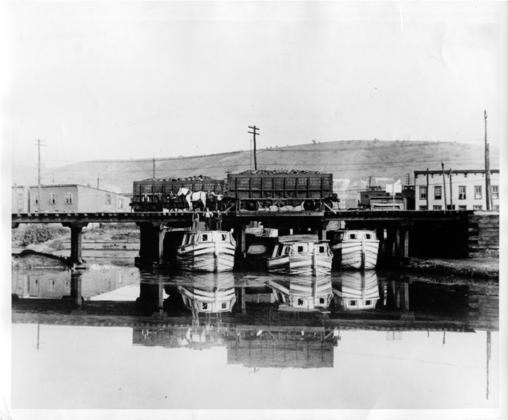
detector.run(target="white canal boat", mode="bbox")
[332,230,379,270]
[266,277,333,312]
[176,230,236,272]
[266,235,333,276]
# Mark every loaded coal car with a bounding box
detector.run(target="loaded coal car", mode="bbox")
[224,170,337,211]
[131,176,225,211]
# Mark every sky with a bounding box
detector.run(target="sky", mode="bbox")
[3,1,506,170]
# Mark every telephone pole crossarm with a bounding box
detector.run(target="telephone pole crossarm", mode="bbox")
[248,125,260,171]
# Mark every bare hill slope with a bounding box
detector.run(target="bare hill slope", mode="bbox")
[18,140,497,194]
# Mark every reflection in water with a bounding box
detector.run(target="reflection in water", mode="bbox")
[178,275,236,315]
[227,326,338,369]
[10,264,499,408]
[12,267,139,300]
[266,276,333,312]
[333,271,381,311]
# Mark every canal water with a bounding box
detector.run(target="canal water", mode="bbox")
[11,257,499,409]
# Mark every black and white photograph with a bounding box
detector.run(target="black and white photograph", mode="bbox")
[1,1,506,419]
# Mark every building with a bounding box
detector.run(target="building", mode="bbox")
[12,185,29,213]
[21,184,131,213]
[359,185,414,210]
[414,169,500,211]
[333,178,360,209]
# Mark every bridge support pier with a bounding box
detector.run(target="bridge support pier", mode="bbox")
[232,224,247,258]
[70,271,83,306]
[376,228,385,262]
[137,222,167,266]
[62,222,88,269]
[62,270,84,307]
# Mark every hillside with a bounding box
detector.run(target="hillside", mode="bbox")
[13,140,498,194]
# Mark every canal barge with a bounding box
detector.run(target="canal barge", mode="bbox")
[332,230,379,270]
[176,230,236,272]
[266,235,333,276]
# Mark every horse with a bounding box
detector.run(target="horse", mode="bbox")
[208,192,224,211]
[177,187,207,211]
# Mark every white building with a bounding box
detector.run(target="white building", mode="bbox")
[11,184,131,213]
[414,169,499,211]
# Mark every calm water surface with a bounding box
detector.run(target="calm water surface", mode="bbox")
[11,262,499,409]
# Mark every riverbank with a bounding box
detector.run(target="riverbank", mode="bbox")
[400,257,499,280]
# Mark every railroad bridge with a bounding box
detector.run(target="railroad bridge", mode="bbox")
[11,209,495,268]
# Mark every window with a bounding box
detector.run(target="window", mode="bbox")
[366,300,371,305]
[365,234,371,239]
[201,234,208,241]
[419,205,428,210]
[202,303,208,310]
[474,185,482,200]
[48,192,56,205]
[297,246,304,253]
[297,298,304,306]
[118,199,123,208]
[458,185,467,200]
[350,234,356,240]
[473,205,483,211]
[434,185,442,200]
[433,205,442,210]
[106,194,112,205]
[319,298,325,304]
[492,185,499,200]
[221,234,227,241]
[221,302,227,309]
[34,194,39,205]
[350,300,357,306]
[319,246,325,253]
[419,186,427,200]
[494,205,500,211]
[64,192,73,204]
[459,205,467,210]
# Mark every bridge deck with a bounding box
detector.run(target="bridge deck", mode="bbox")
[11,209,473,225]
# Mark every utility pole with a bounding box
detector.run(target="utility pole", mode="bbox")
[406,173,410,186]
[96,175,100,189]
[441,162,447,210]
[33,139,46,211]
[248,125,260,171]
[448,169,453,209]
[426,168,429,210]
[484,110,492,210]
[152,158,156,179]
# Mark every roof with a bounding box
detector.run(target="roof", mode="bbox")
[136,175,216,182]
[26,184,129,196]
[414,169,500,176]
[278,234,321,243]
[233,169,329,175]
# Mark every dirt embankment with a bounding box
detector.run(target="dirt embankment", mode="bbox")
[401,257,499,280]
